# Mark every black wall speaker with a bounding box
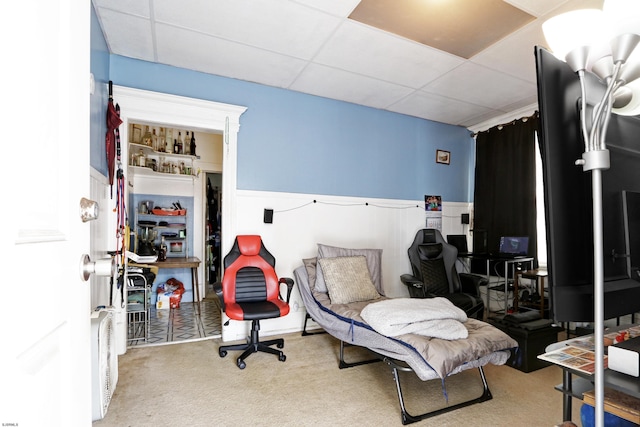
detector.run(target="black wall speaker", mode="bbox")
[263,209,274,224]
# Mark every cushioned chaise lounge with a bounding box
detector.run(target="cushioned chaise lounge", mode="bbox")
[294,243,518,425]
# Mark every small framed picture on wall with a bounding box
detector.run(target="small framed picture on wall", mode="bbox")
[436,149,450,165]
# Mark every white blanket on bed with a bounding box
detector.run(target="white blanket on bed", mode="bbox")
[360,297,468,340]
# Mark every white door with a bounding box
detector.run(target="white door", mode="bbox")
[1,0,92,425]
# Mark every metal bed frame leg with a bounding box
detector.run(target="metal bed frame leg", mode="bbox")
[338,340,381,369]
[386,358,493,425]
[301,313,327,336]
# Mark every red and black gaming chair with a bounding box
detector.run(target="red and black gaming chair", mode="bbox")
[215,235,294,369]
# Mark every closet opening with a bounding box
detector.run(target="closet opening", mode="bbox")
[205,173,222,285]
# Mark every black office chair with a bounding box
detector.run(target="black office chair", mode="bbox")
[215,235,294,369]
[401,229,486,320]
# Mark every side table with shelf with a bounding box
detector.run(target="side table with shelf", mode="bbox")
[513,269,550,318]
[543,325,640,423]
[480,256,535,315]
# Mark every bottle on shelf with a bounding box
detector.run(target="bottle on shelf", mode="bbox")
[165,128,173,152]
[141,126,152,147]
[158,127,166,152]
[173,138,178,154]
[190,131,196,156]
[151,128,158,151]
[184,131,190,154]
[177,131,183,154]
[138,149,146,167]
[159,236,167,262]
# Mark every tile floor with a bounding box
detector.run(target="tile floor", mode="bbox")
[128,299,222,347]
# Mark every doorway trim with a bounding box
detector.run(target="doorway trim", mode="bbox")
[112,85,246,297]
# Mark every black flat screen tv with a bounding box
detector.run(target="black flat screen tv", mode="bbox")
[535,46,640,322]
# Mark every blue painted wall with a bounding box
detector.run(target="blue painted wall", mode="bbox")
[90,0,475,202]
[90,4,110,176]
[109,56,475,202]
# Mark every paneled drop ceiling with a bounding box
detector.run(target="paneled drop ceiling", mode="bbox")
[93,0,603,130]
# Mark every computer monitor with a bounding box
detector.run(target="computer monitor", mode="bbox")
[447,235,469,255]
[499,236,529,256]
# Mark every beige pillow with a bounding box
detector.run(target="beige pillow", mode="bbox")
[315,244,383,294]
[318,256,381,304]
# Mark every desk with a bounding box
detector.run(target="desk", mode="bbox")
[458,254,534,315]
[545,326,640,422]
[147,257,202,303]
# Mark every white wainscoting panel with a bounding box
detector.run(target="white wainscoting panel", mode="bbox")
[221,190,472,342]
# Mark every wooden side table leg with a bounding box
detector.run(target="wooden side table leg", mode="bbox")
[194,267,200,302]
[192,266,200,313]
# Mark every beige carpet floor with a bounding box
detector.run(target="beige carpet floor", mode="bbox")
[93,331,582,427]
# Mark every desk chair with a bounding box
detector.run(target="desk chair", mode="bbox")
[401,229,486,319]
[215,235,294,369]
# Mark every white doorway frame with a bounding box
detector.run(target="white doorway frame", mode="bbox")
[112,85,246,301]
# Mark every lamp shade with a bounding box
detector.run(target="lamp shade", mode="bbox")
[620,61,640,85]
[613,86,633,108]
[603,0,640,37]
[542,9,607,71]
[591,55,614,82]
[612,79,640,115]
[604,0,640,63]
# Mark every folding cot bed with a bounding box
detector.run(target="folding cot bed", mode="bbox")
[293,244,519,424]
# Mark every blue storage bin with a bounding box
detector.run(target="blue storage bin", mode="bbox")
[581,403,639,427]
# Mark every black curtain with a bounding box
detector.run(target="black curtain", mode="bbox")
[472,115,539,270]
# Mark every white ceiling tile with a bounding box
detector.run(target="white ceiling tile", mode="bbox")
[498,93,539,113]
[92,0,150,17]
[388,91,496,125]
[503,0,571,17]
[539,0,604,17]
[424,62,537,110]
[153,0,341,60]
[460,109,511,128]
[290,63,414,109]
[95,8,155,61]
[95,0,607,128]
[472,21,544,83]
[155,24,308,88]
[314,21,464,88]
[292,0,361,17]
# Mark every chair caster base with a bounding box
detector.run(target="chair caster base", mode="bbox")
[217,320,287,368]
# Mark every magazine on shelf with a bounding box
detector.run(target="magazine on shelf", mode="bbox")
[538,345,604,374]
[538,325,640,375]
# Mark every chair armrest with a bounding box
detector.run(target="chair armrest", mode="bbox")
[400,274,423,288]
[280,277,295,303]
[213,281,224,311]
[459,273,486,296]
